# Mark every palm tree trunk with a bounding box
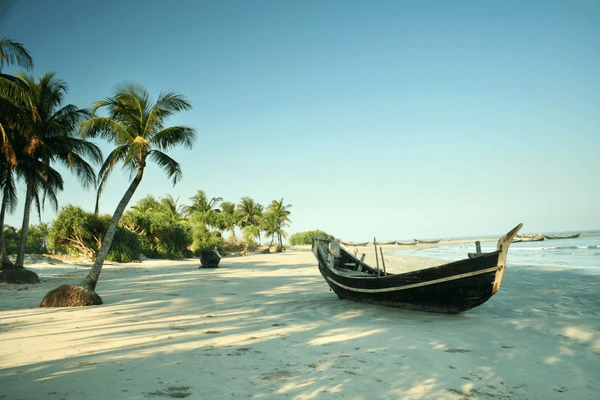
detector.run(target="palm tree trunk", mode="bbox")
[0,193,14,267]
[80,167,144,291]
[15,180,34,267]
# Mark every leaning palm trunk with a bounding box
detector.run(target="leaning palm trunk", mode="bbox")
[81,167,144,291]
[40,167,144,306]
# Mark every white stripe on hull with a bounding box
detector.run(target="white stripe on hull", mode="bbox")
[326,266,499,294]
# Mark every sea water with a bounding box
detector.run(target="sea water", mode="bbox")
[394,232,600,273]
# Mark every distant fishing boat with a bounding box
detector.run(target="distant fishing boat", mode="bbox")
[313,224,523,313]
[415,239,441,244]
[376,240,397,245]
[396,240,418,246]
[512,234,544,243]
[340,241,369,246]
[544,233,580,240]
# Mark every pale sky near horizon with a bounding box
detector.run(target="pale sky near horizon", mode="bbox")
[1,0,599,242]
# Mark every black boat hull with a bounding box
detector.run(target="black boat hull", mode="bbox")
[313,224,522,313]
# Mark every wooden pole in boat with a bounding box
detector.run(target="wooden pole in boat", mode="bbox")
[475,241,481,254]
[374,237,380,277]
[379,247,387,276]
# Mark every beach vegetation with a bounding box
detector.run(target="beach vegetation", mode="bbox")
[235,196,264,244]
[263,199,292,251]
[219,201,237,241]
[2,222,48,255]
[0,70,101,284]
[190,220,222,255]
[41,82,196,307]
[121,196,192,259]
[48,205,140,262]
[10,72,101,266]
[289,230,334,246]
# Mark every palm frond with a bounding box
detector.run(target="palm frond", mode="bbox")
[94,145,128,213]
[150,126,197,151]
[80,116,132,144]
[148,150,182,186]
[0,37,34,70]
[0,168,18,214]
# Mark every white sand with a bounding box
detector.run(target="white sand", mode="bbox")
[1,246,599,400]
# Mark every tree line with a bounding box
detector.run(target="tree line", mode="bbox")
[0,36,290,306]
[49,191,292,261]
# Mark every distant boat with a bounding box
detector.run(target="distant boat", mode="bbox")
[376,240,397,245]
[415,239,441,244]
[544,233,580,240]
[512,234,544,243]
[312,224,523,313]
[396,240,418,246]
[340,241,369,247]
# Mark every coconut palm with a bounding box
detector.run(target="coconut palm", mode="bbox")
[266,198,292,250]
[262,212,278,249]
[0,72,101,286]
[236,196,263,245]
[10,72,101,269]
[159,194,185,223]
[0,37,32,271]
[182,189,222,217]
[219,201,237,241]
[41,82,196,306]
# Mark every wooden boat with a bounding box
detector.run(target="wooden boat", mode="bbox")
[414,239,441,244]
[544,233,580,240]
[512,233,544,243]
[396,240,418,246]
[376,240,397,245]
[340,241,369,246]
[200,247,222,268]
[312,223,522,314]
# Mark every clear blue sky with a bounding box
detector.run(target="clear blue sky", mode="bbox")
[1,0,599,241]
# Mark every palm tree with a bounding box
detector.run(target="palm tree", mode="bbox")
[41,82,196,307]
[182,189,222,217]
[266,199,292,250]
[0,37,31,271]
[131,194,160,213]
[236,196,264,245]
[220,201,237,241]
[0,72,101,284]
[262,212,278,249]
[11,72,101,269]
[159,194,185,223]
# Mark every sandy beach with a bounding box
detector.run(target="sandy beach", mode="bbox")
[1,243,599,400]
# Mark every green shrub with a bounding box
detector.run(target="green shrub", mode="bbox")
[191,223,223,256]
[106,227,141,263]
[121,205,193,260]
[48,205,141,262]
[289,230,334,246]
[2,223,49,255]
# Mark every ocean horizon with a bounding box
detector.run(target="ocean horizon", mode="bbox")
[394,230,600,273]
